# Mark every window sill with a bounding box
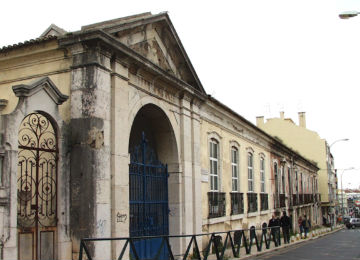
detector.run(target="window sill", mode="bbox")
[247,212,258,218]
[230,214,244,221]
[204,216,227,225]
[260,210,270,215]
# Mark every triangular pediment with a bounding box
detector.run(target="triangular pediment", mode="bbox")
[82,13,205,94]
[13,77,68,105]
[40,24,67,37]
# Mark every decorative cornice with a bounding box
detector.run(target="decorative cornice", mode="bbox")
[59,29,207,102]
[12,77,68,105]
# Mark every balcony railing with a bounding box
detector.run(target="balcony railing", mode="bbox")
[247,193,258,213]
[208,192,226,218]
[304,194,313,204]
[292,194,298,206]
[260,193,268,211]
[298,194,304,205]
[231,192,244,215]
[291,193,319,206]
[279,194,286,208]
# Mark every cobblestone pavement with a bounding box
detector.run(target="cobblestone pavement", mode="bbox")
[245,228,360,260]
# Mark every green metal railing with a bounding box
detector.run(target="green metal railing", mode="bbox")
[79,226,283,260]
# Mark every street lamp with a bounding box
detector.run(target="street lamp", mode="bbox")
[340,167,355,215]
[327,138,349,228]
[339,11,360,19]
[330,138,349,148]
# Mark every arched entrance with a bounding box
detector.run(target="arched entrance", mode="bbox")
[17,112,58,260]
[128,104,178,260]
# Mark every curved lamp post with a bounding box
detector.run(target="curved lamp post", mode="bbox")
[328,138,349,227]
[330,138,349,148]
[339,11,360,19]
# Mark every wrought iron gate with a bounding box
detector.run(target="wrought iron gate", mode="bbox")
[129,133,169,259]
[17,113,58,260]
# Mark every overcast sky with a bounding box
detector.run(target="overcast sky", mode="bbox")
[1,0,360,188]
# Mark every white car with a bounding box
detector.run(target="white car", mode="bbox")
[346,218,360,229]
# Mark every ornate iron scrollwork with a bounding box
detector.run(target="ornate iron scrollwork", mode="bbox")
[17,113,58,228]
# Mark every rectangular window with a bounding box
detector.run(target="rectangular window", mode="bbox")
[0,156,3,186]
[209,140,219,191]
[208,192,225,218]
[248,153,253,192]
[295,171,298,194]
[281,166,285,194]
[230,192,244,215]
[288,167,291,195]
[247,192,258,213]
[260,193,268,211]
[260,158,265,193]
[231,148,239,192]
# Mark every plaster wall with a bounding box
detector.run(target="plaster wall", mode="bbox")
[200,107,273,236]
[0,40,72,122]
[257,118,328,202]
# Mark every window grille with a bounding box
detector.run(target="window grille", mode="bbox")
[208,192,226,218]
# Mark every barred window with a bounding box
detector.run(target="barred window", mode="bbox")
[260,157,265,193]
[260,193,268,211]
[247,192,258,213]
[231,192,244,215]
[208,192,226,218]
[210,139,219,191]
[231,147,239,192]
[248,153,254,192]
[274,162,278,194]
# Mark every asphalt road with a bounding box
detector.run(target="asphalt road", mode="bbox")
[247,228,360,260]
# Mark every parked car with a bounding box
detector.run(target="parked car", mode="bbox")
[346,218,360,229]
[343,216,351,224]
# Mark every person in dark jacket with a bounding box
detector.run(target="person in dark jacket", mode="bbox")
[268,215,280,245]
[302,215,311,238]
[280,211,291,243]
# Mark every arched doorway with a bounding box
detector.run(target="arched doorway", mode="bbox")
[128,104,178,259]
[17,112,58,260]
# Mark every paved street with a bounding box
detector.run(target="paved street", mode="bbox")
[247,229,360,260]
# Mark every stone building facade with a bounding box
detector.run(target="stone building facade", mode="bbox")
[256,112,336,227]
[0,12,320,260]
[200,99,320,239]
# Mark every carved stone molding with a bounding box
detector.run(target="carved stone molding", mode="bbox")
[12,77,68,105]
[0,99,8,112]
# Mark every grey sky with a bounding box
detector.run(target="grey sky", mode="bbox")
[1,0,360,188]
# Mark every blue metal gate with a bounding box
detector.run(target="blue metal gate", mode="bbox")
[129,133,169,259]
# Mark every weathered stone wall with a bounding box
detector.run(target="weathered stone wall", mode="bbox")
[69,44,112,260]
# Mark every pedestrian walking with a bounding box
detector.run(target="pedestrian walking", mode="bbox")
[269,214,280,246]
[280,211,291,243]
[301,215,311,238]
[298,215,303,234]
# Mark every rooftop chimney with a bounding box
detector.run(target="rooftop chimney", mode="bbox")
[256,116,264,127]
[280,111,284,120]
[298,112,306,128]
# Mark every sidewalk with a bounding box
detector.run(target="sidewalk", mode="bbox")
[204,225,343,260]
[235,225,344,259]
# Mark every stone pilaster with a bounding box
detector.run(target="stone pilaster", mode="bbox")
[69,44,112,260]
[110,60,131,258]
[179,94,195,252]
[191,101,203,236]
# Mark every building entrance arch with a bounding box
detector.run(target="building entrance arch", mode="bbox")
[128,104,178,260]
